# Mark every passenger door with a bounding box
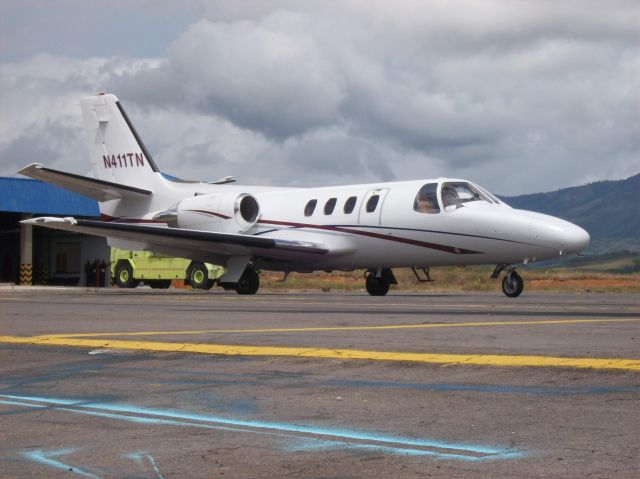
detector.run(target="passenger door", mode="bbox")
[358,188,389,225]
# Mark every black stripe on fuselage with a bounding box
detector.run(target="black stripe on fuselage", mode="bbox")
[115,101,160,173]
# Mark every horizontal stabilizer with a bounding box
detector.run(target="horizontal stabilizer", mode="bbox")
[18,163,152,201]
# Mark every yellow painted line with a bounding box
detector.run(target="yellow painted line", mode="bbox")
[1,335,639,371]
[42,317,640,338]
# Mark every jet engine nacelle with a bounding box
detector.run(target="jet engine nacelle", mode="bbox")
[157,193,261,233]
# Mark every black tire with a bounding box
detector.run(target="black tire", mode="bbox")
[502,271,524,298]
[188,262,209,290]
[148,280,172,289]
[365,273,390,296]
[236,268,260,295]
[114,262,139,288]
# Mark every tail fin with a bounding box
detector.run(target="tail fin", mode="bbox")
[81,94,161,191]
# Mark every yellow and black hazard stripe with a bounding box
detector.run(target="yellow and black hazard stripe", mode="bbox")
[19,264,32,286]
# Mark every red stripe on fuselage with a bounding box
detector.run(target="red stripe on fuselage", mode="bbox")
[185,209,231,220]
[258,219,481,255]
[101,211,482,255]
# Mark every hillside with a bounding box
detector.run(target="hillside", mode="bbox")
[502,173,640,254]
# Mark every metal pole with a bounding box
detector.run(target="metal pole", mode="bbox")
[19,214,33,285]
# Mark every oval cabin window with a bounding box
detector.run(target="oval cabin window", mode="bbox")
[343,196,357,214]
[304,199,317,217]
[324,198,337,215]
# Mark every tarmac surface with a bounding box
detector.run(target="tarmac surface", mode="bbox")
[0,287,639,478]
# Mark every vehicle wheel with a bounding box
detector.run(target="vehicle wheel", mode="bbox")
[236,268,260,295]
[149,280,172,289]
[188,263,209,289]
[114,262,139,288]
[502,271,524,298]
[365,274,390,296]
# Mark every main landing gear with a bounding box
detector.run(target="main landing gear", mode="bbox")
[235,268,260,295]
[364,268,397,296]
[220,266,260,295]
[492,264,524,298]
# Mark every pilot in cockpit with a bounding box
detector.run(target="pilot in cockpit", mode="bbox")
[414,183,440,213]
[442,185,460,208]
[416,197,436,213]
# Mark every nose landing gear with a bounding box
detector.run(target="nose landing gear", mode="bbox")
[502,270,524,297]
[492,264,524,298]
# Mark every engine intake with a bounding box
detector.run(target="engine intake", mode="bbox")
[236,194,259,227]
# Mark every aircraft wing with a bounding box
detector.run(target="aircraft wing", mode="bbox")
[21,217,329,262]
[18,163,152,201]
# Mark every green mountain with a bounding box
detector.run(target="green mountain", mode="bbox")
[502,173,640,254]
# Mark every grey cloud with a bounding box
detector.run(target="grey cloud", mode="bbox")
[167,16,344,139]
[1,1,638,195]
[1,120,84,175]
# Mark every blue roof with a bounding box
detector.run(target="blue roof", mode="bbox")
[0,177,100,216]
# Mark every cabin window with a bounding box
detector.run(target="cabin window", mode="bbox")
[414,183,440,214]
[441,182,491,210]
[365,195,380,213]
[343,196,357,214]
[324,198,337,215]
[304,199,317,217]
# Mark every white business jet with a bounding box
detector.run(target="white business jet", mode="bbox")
[19,94,589,297]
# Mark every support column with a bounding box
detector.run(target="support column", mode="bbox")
[20,214,33,286]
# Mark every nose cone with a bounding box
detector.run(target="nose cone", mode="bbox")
[519,210,590,258]
[563,223,590,254]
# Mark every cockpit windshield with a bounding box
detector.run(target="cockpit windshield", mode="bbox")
[441,182,492,209]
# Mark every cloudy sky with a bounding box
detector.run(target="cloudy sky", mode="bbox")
[1,0,638,195]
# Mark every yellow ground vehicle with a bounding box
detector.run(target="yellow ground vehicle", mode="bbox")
[110,248,224,289]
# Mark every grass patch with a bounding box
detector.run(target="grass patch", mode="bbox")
[260,267,640,294]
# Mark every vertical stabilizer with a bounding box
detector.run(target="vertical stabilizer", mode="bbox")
[81,94,160,191]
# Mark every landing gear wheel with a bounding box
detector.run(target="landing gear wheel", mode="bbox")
[236,268,260,295]
[114,262,139,288]
[188,263,213,290]
[502,271,524,298]
[148,280,172,289]
[365,272,390,296]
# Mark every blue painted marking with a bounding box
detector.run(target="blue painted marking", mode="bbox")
[1,394,524,461]
[0,398,47,408]
[21,448,101,479]
[285,437,508,459]
[125,451,165,479]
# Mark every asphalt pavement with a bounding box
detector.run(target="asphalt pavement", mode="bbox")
[1,288,638,478]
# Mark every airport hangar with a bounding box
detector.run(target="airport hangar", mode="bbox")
[0,176,108,286]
